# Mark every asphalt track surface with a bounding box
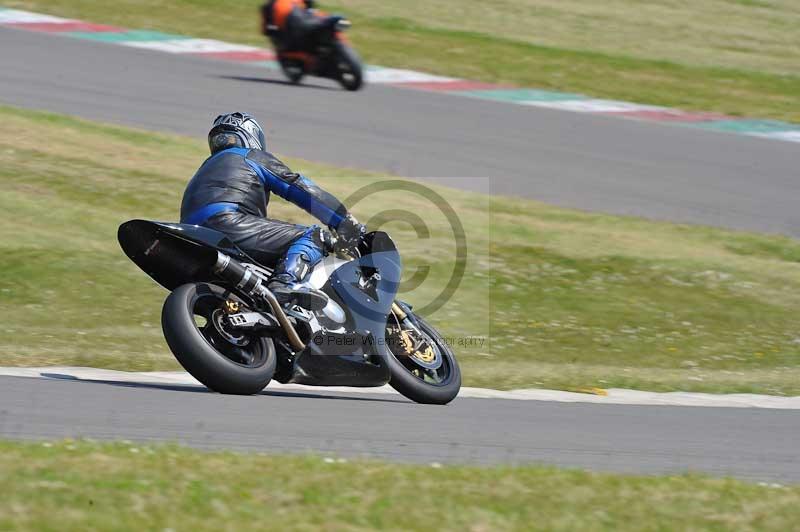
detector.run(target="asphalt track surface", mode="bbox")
[1,26,798,236]
[2,376,799,482]
[1,28,799,481]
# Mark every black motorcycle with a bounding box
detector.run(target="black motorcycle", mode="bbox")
[117,220,461,404]
[265,15,363,91]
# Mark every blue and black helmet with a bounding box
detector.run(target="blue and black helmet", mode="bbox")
[208,112,267,154]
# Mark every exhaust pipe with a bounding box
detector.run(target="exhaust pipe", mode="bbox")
[213,252,306,351]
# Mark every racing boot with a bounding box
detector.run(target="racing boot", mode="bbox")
[267,252,329,311]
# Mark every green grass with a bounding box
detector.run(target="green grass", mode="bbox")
[2,105,800,394]
[4,0,800,122]
[327,0,800,76]
[1,439,798,531]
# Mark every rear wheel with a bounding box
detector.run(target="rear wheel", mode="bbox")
[280,58,305,85]
[162,283,276,395]
[385,314,461,404]
[335,43,363,91]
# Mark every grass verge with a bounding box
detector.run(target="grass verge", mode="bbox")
[1,105,800,394]
[1,439,798,531]
[3,0,799,122]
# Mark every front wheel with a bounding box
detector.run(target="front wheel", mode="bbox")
[162,283,276,395]
[385,314,461,404]
[334,43,363,91]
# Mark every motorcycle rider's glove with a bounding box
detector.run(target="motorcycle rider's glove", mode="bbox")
[317,226,336,254]
[336,214,366,253]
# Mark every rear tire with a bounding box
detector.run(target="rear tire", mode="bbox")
[280,58,305,85]
[386,315,461,404]
[335,43,363,91]
[162,283,276,395]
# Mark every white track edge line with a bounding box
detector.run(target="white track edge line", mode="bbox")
[1,367,799,409]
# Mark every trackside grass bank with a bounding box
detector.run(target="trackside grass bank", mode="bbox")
[1,439,798,531]
[5,0,800,122]
[1,105,800,393]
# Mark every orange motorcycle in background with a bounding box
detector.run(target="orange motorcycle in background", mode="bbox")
[261,1,364,91]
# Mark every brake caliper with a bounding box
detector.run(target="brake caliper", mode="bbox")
[399,330,436,364]
[413,344,436,364]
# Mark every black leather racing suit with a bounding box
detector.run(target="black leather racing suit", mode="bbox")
[261,0,335,52]
[180,146,348,275]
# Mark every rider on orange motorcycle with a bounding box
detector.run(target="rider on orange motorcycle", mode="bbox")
[260,0,341,51]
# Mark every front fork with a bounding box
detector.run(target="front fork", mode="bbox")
[391,301,408,321]
[391,301,422,336]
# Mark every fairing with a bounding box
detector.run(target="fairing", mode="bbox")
[289,232,402,386]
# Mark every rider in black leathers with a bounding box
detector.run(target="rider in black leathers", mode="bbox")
[260,0,337,51]
[180,112,364,308]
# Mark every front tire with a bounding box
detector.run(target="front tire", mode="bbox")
[386,315,461,404]
[162,283,276,395]
[335,43,363,91]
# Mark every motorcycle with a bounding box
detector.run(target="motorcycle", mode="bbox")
[117,219,461,404]
[264,13,363,91]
